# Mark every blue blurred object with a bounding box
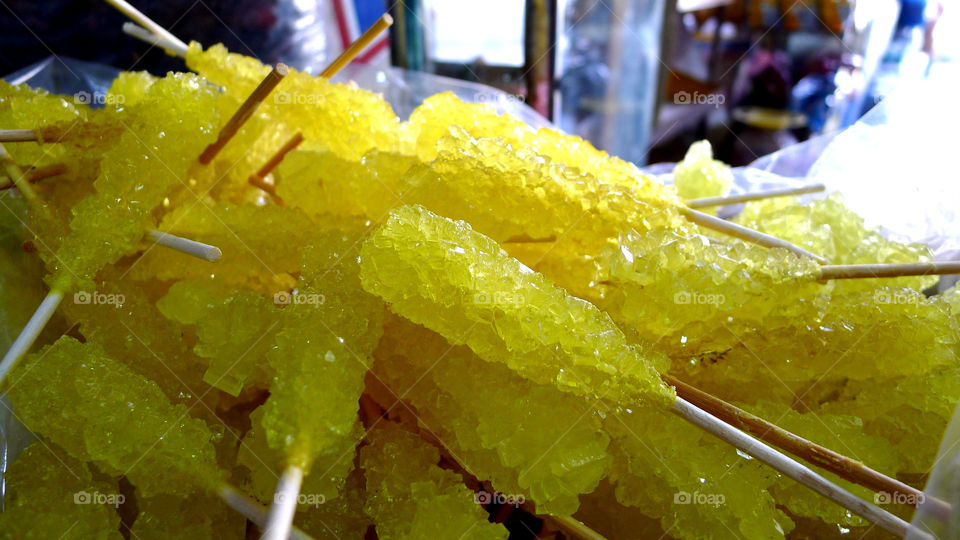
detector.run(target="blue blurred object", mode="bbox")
[897,0,928,29]
[790,55,841,133]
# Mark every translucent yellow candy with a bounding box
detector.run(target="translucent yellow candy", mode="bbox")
[359,204,674,407]
[158,280,278,396]
[238,408,360,507]
[131,202,315,289]
[296,467,371,539]
[677,288,958,405]
[360,422,508,539]
[673,140,733,203]
[373,314,610,515]
[601,228,824,356]
[408,92,661,193]
[47,72,221,292]
[8,336,224,498]
[261,233,383,470]
[746,402,898,528]
[275,147,416,220]
[106,70,159,105]
[821,364,960,473]
[132,493,245,540]
[60,272,209,406]
[401,128,687,254]
[734,193,937,292]
[574,481,666,539]
[0,443,122,539]
[0,81,116,241]
[406,92,530,162]
[0,194,52,351]
[186,42,402,160]
[604,405,791,539]
[185,42,272,102]
[0,80,88,145]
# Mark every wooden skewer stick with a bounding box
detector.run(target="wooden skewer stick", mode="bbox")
[198,63,289,165]
[372,374,916,538]
[261,465,304,540]
[680,206,828,264]
[248,175,283,205]
[0,143,39,201]
[217,484,313,540]
[145,229,221,262]
[686,183,826,209]
[251,132,304,181]
[671,397,928,539]
[663,374,949,519]
[247,132,303,204]
[818,261,960,280]
[103,0,189,53]
[121,21,188,57]
[0,163,67,190]
[320,14,394,78]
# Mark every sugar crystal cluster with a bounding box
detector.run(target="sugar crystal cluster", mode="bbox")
[0,37,954,540]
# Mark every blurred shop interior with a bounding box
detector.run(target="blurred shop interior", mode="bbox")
[0,0,955,167]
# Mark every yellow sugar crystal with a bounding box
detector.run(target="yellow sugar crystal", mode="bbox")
[8,336,224,498]
[261,233,383,470]
[0,443,122,539]
[673,140,733,204]
[359,204,674,407]
[360,422,507,540]
[373,314,610,515]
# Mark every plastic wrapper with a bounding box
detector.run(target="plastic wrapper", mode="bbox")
[651,76,960,267]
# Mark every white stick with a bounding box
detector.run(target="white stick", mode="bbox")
[0,129,37,143]
[261,465,304,540]
[217,484,313,540]
[0,289,64,386]
[122,22,188,57]
[145,229,221,262]
[686,183,826,209]
[680,207,828,264]
[672,397,929,539]
[103,0,190,53]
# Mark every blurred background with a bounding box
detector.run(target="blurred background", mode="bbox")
[1,0,955,166]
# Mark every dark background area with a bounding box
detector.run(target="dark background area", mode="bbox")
[0,1,282,76]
